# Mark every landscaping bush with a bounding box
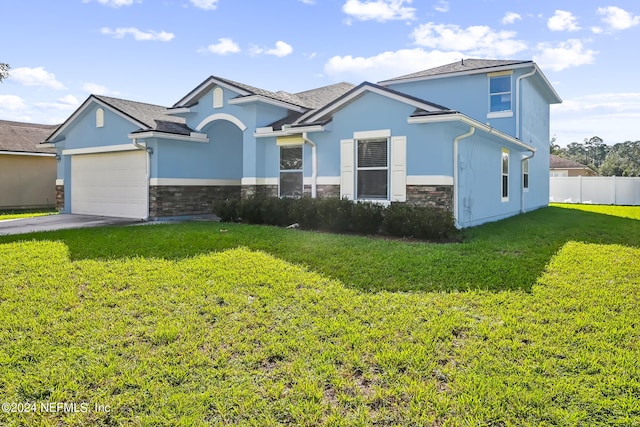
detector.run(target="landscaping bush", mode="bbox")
[214,196,457,241]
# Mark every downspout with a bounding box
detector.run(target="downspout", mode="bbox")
[453,126,475,228]
[520,151,535,214]
[133,138,152,220]
[516,67,537,140]
[302,132,317,198]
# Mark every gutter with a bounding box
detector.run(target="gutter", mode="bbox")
[408,112,536,152]
[132,138,152,221]
[302,132,318,198]
[515,66,537,139]
[453,126,475,228]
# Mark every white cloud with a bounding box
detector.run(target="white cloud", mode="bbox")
[100,27,175,42]
[266,41,293,57]
[324,48,462,82]
[190,0,219,10]
[83,0,137,7]
[9,67,65,90]
[411,23,527,57]
[534,39,597,71]
[597,6,640,30]
[502,12,522,25]
[434,1,448,13]
[591,26,603,34]
[82,82,120,96]
[35,95,81,111]
[202,38,241,55]
[0,95,27,111]
[547,10,580,32]
[251,41,293,57]
[299,0,315,3]
[342,0,416,22]
[552,93,640,145]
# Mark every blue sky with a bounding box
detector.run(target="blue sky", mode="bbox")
[1,0,639,146]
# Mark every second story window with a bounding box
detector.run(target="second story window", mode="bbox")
[489,74,512,113]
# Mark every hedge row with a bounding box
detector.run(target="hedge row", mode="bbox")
[215,197,458,241]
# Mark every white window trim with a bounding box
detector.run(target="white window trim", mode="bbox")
[279,144,303,198]
[501,148,509,202]
[488,72,513,116]
[522,158,529,192]
[356,137,390,201]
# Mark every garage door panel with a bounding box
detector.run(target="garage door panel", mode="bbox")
[71,151,148,219]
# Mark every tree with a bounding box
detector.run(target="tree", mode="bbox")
[600,141,640,177]
[0,63,9,82]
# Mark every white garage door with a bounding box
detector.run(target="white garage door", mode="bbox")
[71,150,148,219]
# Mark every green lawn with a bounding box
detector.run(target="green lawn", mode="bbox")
[0,210,57,221]
[0,205,639,425]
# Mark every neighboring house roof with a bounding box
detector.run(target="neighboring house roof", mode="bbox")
[45,95,191,143]
[0,120,57,154]
[550,154,596,171]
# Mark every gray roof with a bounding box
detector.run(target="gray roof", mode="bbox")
[550,154,594,170]
[0,120,58,153]
[293,82,357,109]
[174,76,356,111]
[379,59,533,83]
[95,95,191,134]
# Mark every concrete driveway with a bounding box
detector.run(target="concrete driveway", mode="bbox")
[0,214,141,236]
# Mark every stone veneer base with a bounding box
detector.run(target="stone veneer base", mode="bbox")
[149,185,241,218]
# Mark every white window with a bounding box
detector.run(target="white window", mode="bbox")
[279,145,303,197]
[213,87,223,109]
[502,148,509,201]
[523,159,529,190]
[357,138,388,200]
[96,108,104,128]
[489,74,512,113]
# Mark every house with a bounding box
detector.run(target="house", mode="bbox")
[550,154,597,177]
[0,120,58,209]
[43,59,561,228]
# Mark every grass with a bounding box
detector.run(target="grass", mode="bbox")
[0,209,57,221]
[0,205,639,425]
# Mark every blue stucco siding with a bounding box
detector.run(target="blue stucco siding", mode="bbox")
[457,134,527,228]
[151,119,243,180]
[60,104,142,150]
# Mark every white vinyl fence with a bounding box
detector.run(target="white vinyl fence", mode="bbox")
[550,176,640,205]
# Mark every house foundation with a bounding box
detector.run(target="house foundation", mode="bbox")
[149,185,241,218]
[406,185,453,210]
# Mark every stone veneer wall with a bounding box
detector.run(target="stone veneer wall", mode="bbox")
[241,185,278,199]
[149,185,241,218]
[303,184,341,198]
[406,185,453,211]
[56,185,64,212]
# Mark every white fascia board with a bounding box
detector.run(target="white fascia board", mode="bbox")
[241,177,279,186]
[408,113,536,152]
[229,95,307,113]
[128,131,209,143]
[254,125,325,138]
[0,150,56,157]
[150,178,241,186]
[39,143,56,148]
[304,85,443,124]
[166,107,192,114]
[378,62,535,86]
[256,126,274,134]
[47,96,150,143]
[62,144,142,156]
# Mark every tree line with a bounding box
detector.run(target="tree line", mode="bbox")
[551,136,640,177]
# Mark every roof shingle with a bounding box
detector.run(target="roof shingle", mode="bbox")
[0,120,58,153]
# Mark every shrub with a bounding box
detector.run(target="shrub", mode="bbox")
[383,203,456,240]
[214,196,457,241]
